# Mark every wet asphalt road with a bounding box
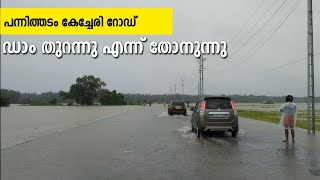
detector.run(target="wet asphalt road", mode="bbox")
[1,105,320,180]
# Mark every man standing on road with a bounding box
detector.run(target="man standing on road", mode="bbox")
[279,95,297,143]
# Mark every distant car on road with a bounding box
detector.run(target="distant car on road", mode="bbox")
[190,97,239,138]
[168,101,187,116]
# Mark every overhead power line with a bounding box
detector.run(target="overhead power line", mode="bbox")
[264,52,319,73]
[225,52,320,82]
[229,0,265,43]
[230,0,290,58]
[231,0,280,49]
[218,0,302,74]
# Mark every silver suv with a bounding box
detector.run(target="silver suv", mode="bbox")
[191,97,239,138]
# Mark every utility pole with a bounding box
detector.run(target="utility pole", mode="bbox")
[181,76,185,102]
[307,0,315,134]
[201,56,205,97]
[197,55,206,98]
[197,58,201,99]
[198,82,200,99]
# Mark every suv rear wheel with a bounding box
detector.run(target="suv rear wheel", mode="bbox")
[231,130,238,138]
[196,123,201,138]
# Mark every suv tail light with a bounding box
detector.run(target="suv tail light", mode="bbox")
[200,101,206,116]
[231,101,236,110]
[201,101,206,110]
[231,101,237,115]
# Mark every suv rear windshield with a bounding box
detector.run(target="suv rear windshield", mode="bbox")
[205,98,232,109]
[172,102,185,106]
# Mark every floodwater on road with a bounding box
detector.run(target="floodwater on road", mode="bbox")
[1,105,320,179]
[1,105,142,150]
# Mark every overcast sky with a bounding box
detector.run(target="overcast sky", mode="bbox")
[1,0,319,97]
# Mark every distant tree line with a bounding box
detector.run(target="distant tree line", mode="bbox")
[0,89,64,106]
[1,75,126,106]
[2,90,320,107]
[2,79,320,106]
[123,94,320,104]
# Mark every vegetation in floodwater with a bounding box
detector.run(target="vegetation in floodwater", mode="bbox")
[238,110,320,131]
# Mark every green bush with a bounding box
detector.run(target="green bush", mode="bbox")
[29,101,49,106]
[99,90,126,105]
[21,98,32,104]
[1,96,10,107]
[48,98,57,105]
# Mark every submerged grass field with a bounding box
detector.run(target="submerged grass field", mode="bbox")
[238,110,320,131]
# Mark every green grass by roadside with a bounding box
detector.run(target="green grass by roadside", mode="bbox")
[238,110,320,131]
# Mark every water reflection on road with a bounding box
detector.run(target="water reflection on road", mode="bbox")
[168,110,320,179]
[1,106,319,180]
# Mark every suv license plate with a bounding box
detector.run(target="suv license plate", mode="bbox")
[212,114,226,118]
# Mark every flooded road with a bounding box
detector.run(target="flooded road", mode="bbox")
[1,105,320,179]
[1,105,142,150]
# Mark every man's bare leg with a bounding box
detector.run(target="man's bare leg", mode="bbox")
[291,129,295,142]
[283,129,289,142]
